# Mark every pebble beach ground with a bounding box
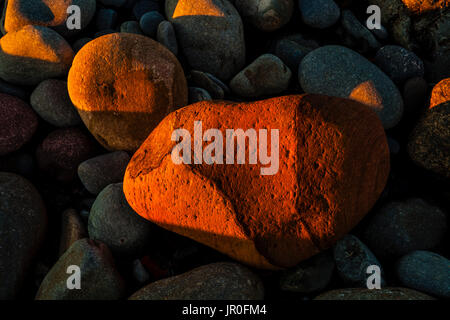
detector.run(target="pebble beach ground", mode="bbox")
[0,0,449,301]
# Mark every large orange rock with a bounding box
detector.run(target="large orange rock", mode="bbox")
[123,94,390,269]
[68,33,188,152]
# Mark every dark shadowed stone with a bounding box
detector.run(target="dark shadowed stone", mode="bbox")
[36,239,125,300]
[0,79,28,100]
[364,199,447,258]
[0,172,47,299]
[72,37,92,53]
[78,151,130,195]
[129,262,264,300]
[375,45,424,84]
[139,11,165,38]
[31,79,81,127]
[88,183,154,257]
[396,250,450,298]
[403,77,428,112]
[408,102,450,178]
[96,9,118,31]
[190,70,226,99]
[341,9,380,50]
[274,39,312,72]
[36,128,96,182]
[334,234,385,287]
[315,287,435,300]
[299,0,340,29]
[0,93,38,156]
[156,20,178,55]
[133,0,160,20]
[188,87,212,104]
[59,209,87,256]
[120,21,143,35]
[280,250,334,293]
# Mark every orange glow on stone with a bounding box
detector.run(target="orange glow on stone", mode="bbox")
[172,0,226,18]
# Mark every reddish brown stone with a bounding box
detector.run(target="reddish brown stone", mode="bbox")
[124,94,390,269]
[36,128,96,182]
[68,33,188,152]
[0,93,38,156]
[430,78,450,109]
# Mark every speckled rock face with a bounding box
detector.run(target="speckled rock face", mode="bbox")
[166,0,246,81]
[0,172,47,299]
[1,0,97,35]
[408,102,450,178]
[124,94,390,269]
[0,25,74,85]
[0,93,38,156]
[430,78,450,109]
[68,33,188,152]
[129,262,264,300]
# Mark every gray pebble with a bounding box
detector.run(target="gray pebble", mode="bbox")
[96,9,118,31]
[299,0,340,29]
[341,9,381,50]
[375,45,425,84]
[157,20,178,56]
[88,183,154,257]
[31,79,81,127]
[364,198,447,258]
[190,70,227,99]
[396,251,450,298]
[36,239,125,300]
[129,262,264,300]
[78,151,130,195]
[230,54,291,98]
[334,235,385,287]
[299,45,404,129]
[140,11,165,38]
[275,39,312,72]
[120,21,143,35]
[280,250,334,293]
[189,87,212,104]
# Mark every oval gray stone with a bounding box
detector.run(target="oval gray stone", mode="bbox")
[166,0,246,81]
[36,238,125,300]
[299,45,404,129]
[129,262,264,300]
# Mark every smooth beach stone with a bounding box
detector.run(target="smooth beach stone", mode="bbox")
[280,250,334,293]
[341,9,380,50]
[88,183,154,257]
[233,0,294,32]
[396,251,450,298]
[120,21,143,35]
[139,11,165,37]
[190,70,226,99]
[96,9,118,31]
[430,78,450,109]
[166,0,246,81]
[36,128,96,182]
[67,33,188,152]
[36,239,125,300]
[0,172,47,299]
[188,87,212,104]
[0,93,38,156]
[230,54,292,98]
[274,39,312,72]
[363,199,447,258]
[31,79,81,127]
[129,262,264,300]
[333,234,385,287]
[78,151,131,195]
[0,25,74,86]
[375,45,424,84]
[315,287,435,300]
[157,21,178,56]
[299,45,404,129]
[59,209,87,256]
[408,102,450,178]
[1,0,96,35]
[123,94,390,269]
[299,0,340,29]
